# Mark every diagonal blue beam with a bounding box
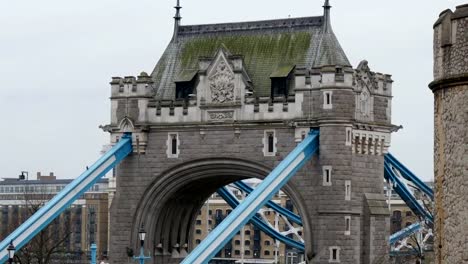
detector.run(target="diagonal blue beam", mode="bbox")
[182,130,319,264]
[0,134,133,263]
[384,163,433,224]
[384,154,434,200]
[233,181,302,226]
[217,187,304,251]
[389,222,422,245]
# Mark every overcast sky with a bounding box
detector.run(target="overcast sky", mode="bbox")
[1,0,464,181]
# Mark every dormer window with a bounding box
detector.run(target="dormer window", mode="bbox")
[270,65,295,98]
[175,70,198,100]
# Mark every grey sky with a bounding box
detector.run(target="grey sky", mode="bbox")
[1,0,464,181]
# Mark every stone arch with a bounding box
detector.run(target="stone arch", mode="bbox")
[130,157,313,261]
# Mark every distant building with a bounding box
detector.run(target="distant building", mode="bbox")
[192,182,303,264]
[0,172,109,261]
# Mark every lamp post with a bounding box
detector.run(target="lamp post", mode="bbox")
[133,226,151,264]
[7,241,15,264]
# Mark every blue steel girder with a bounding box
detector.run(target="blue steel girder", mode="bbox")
[0,134,133,263]
[384,154,434,200]
[384,162,433,224]
[181,129,319,264]
[233,181,303,226]
[389,222,422,245]
[217,187,304,251]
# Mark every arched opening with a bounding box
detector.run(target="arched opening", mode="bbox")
[131,157,312,262]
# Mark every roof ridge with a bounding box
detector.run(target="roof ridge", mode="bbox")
[178,16,323,35]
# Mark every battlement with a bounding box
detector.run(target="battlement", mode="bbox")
[432,4,468,81]
[110,72,153,98]
[108,61,393,127]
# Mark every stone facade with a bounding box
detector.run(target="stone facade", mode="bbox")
[430,4,468,264]
[105,3,397,264]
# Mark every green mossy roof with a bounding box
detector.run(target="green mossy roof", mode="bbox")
[151,16,350,99]
[180,32,311,95]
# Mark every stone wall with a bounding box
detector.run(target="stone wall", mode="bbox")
[431,4,468,264]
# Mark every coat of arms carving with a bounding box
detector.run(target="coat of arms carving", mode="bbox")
[209,60,235,103]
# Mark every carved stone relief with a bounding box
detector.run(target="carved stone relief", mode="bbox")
[209,60,235,104]
[207,111,234,121]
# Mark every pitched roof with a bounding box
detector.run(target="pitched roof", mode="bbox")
[151,16,350,99]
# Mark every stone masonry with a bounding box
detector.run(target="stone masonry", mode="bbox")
[104,2,397,263]
[430,4,468,264]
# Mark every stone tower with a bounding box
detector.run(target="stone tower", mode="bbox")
[430,4,468,264]
[105,2,396,263]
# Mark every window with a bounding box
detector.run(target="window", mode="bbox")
[196,239,201,244]
[345,181,351,201]
[264,240,270,246]
[234,250,240,255]
[245,240,250,246]
[345,216,351,236]
[175,71,197,100]
[176,83,194,100]
[329,247,340,262]
[323,166,332,186]
[345,127,352,146]
[271,78,289,97]
[263,130,277,157]
[264,250,270,256]
[167,133,180,158]
[196,220,202,225]
[323,91,333,109]
[245,250,251,256]
[245,230,251,235]
[406,211,412,217]
[195,229,202,234]
[208,210,212,215]
[235,240,241,245]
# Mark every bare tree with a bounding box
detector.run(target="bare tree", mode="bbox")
[12,188,74,264]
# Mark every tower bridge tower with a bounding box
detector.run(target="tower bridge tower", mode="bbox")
[105,2,397,263]
[430,4,468,264]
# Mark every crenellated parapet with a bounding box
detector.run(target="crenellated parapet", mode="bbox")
[106,60,395,144]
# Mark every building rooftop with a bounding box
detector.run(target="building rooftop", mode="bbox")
[150,2,350,99]
[0,178,108,186]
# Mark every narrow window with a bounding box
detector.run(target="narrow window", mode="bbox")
[263,130,276,156]
[345,127,352,146]
[345,216,351,236]
[323,166,332,186]
[171,135,177,155]
[268,132,274,153]
[167,133,179,158]
[345,180,351,201]
[323,91,333,109]
[329,247,340,262]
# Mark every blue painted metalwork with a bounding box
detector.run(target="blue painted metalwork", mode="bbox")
[0,134,133,263]
[385,154,434,200]
[217,187,304,251]
[389,222,422,245]
[233,181,303,226]
[90,243,97,264]
[133,246,151,264]
[384,163,433,224]
[181,130,319,264]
